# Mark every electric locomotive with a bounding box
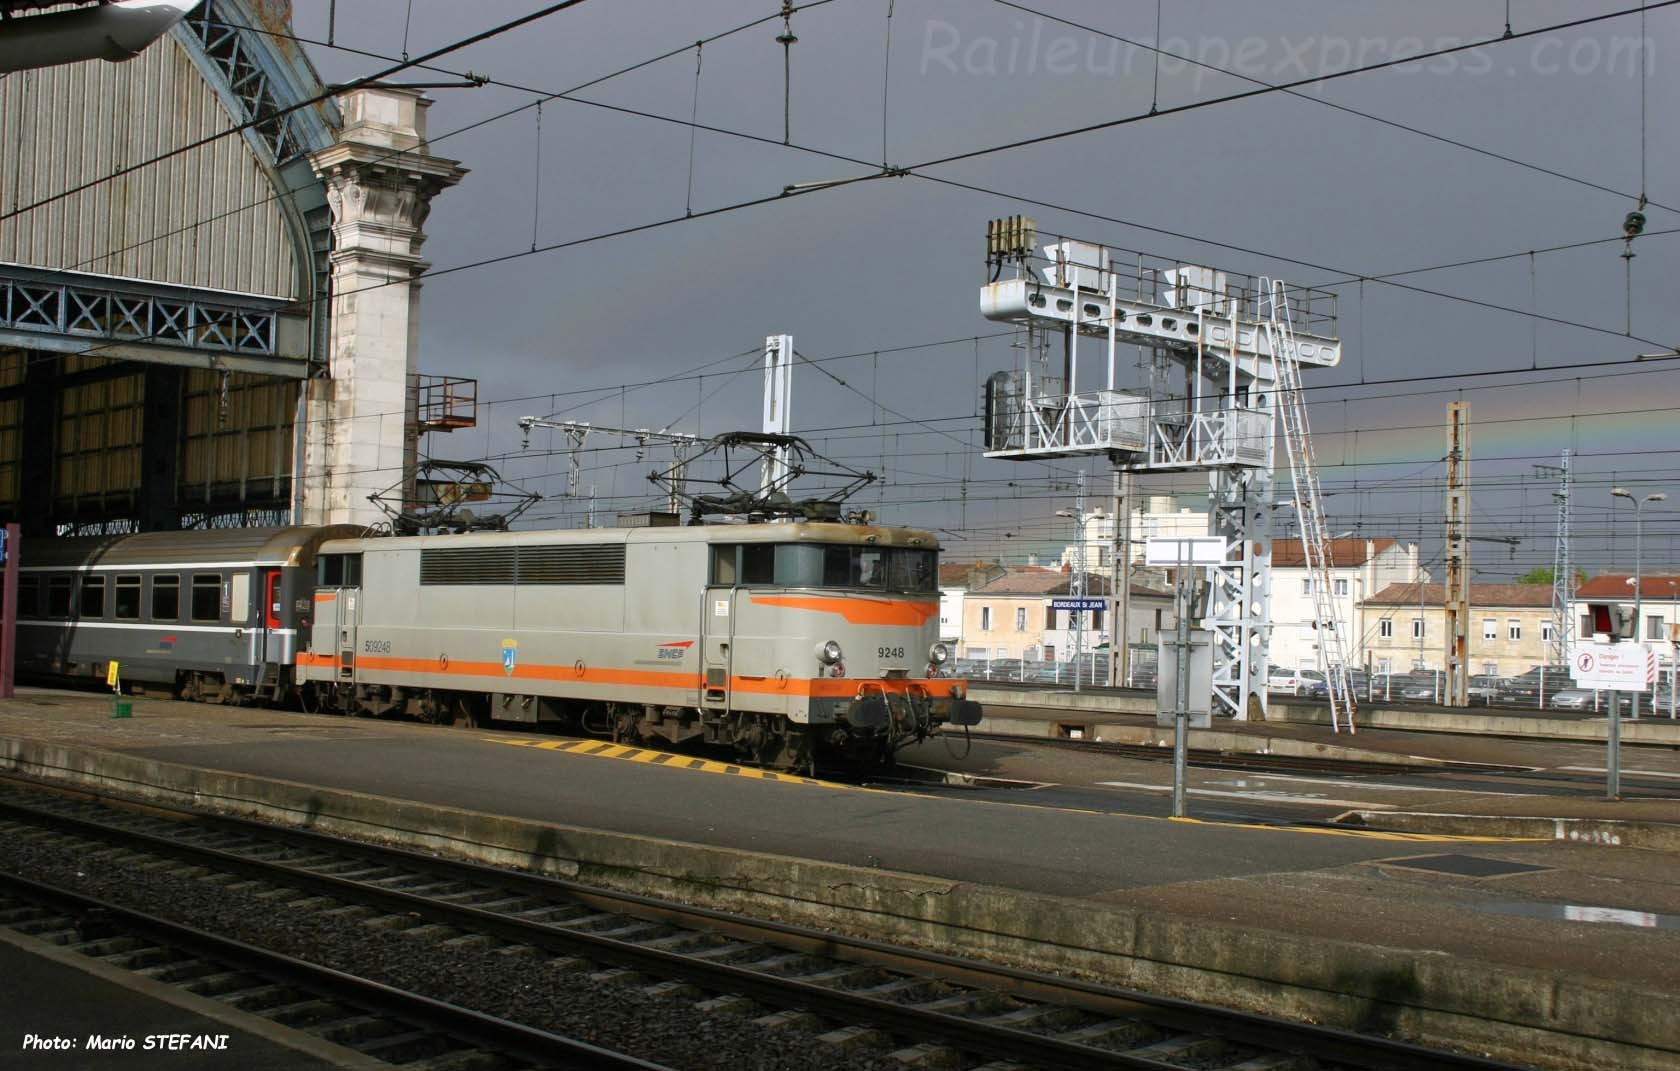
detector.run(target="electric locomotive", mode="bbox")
[296,520,980,767]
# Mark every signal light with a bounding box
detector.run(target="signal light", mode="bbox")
[1586,603,1636,640]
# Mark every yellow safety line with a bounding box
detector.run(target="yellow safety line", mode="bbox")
[483,737,1539,841]
[1167,815,1539,842]
[485,736,837,787]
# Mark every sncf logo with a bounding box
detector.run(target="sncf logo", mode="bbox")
[656,640,694,661]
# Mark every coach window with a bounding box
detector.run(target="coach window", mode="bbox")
[114,574,141,620]
[80,575,106,618]
[151,575,180,621]
[190,574,222,622]
[709,545,738,585]
[47,576,71,618]
[15,576,38,618]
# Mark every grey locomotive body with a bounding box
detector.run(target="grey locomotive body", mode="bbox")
[298,521,978,767]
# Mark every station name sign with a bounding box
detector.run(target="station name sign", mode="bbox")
[1050,598,1106,611]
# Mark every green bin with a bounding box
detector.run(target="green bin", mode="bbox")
[111,697,133,719]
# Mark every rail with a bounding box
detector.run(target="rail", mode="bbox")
[0,781,1524,1071]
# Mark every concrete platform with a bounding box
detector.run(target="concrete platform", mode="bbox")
[0,688,1677,1070]
[0,928,371,1070]
[967,683,1680,746]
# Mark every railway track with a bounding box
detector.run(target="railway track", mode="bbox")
[0,872,668,1070]
[0,777,1523,1071]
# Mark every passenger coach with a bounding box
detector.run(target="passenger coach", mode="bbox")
[297,521,979,767]
[15,526,362,702]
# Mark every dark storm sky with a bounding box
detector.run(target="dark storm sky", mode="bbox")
[290,1,1678,579]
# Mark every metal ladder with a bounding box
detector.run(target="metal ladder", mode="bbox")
[1264,280,1357,732]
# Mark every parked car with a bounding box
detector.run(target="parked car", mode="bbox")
[1467,675,1506,706]
[1549,689,1638,713]
[1394,675,1439,702]
[1498,666,1571,708]
[1306,670,1362,701]
[1266,665,1302,695]
[970,658,1024,681]
[1267,666,1326,697]
[1550,688,1598,711]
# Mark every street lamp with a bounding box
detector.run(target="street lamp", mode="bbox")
[1612,486,1667,717]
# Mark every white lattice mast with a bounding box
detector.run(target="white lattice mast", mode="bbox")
[1444,402,1472,707]
[1544,449,1574,667]
[1265,280,1356,732]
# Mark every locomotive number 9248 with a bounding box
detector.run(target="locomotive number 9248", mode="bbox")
[877,646,905,660]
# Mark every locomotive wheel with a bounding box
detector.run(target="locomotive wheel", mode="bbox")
[610,706,643,745]
[450,693,488,728]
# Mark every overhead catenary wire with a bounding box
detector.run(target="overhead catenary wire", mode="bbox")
[990,0,1680,217]
[48,4,1675,363]
[902,2,1680,175]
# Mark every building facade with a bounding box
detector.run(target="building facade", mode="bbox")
[962,568,1173,661]
[1363,582,1554,676]
[1570,573,1680,672]
[1269,538,1424,672]
[937,560,1006,649]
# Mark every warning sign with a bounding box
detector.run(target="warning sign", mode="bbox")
[1571,643,1656,692]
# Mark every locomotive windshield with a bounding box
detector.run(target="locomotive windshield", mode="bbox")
[710,544,936,593]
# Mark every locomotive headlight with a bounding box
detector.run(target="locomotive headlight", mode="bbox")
[928,642,950,665]
[816,639,844,665]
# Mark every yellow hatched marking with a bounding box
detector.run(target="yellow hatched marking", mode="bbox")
[1168,816,1538,842]
[482,736,832,787]
[482,738,1535,840]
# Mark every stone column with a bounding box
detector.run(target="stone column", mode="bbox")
[301,87,465,528]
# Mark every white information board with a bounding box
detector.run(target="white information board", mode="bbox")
[1571,643,1655,692]
[1144,536,1225,567]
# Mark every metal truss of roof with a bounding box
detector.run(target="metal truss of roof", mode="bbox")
[0,264,297,373]
[180,0,338,166]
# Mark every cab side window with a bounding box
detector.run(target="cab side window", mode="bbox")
[741,545,774,585]
[318,554,362,587]
[709,545,738,585]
